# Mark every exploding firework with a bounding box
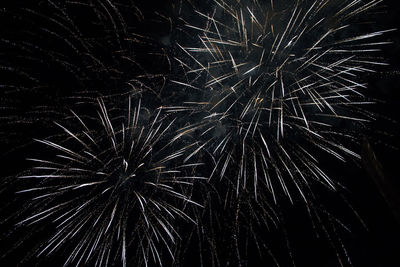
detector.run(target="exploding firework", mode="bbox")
[12,97,203,266]
[173,0,392,208]
[168,0,394,264]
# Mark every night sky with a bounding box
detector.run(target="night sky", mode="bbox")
[1,0,400,266]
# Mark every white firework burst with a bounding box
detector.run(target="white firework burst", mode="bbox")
[173,0,393,203]
[16,97,203,266]
[165,0,394,265]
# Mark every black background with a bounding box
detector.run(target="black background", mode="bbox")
[1,0,400,266]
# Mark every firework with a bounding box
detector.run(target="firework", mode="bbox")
[0,0,397,266]
[173,0,392,208]
[13,97,203,266]
[168,0,393,264]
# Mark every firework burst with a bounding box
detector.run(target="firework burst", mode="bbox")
[168,0,394,264]
[14,97,203,266]
[173,0,393,204]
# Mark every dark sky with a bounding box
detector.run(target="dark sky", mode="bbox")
[1,0,399,266]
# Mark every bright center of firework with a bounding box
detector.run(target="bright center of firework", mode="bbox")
[107,156,148,191]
